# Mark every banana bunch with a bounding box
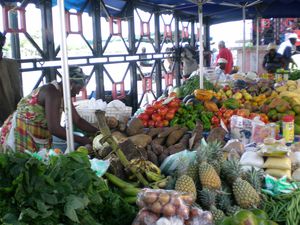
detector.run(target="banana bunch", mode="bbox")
[128,158,169,188]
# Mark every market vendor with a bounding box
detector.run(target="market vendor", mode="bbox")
[262,43,284,73]
[215,58,228,86]
[0,66,98,153]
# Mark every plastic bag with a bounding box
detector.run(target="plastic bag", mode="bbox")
[89,158,110,177]
[160,150,197,175]
[262,175,298,196]
[240,151,264,168]
[25,148,62,163]
[230,116,253,145]
[263,157,291,170]
[251,121,276,144]
[136,189,194,220]
[185,207,213,225]
[156,217,184,225]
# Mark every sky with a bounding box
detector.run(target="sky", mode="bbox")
[0,3,252,98]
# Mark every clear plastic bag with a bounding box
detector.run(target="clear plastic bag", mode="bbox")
[185,207,213,225]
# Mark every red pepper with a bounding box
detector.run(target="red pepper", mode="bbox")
[211,116,220,126]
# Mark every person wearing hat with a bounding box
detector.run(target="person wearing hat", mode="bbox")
[0,32,23,126]
[278,33,298,70]
[215,58,228,86]
[262,43,284,73]
[216,40,233,74]
[0,66,98,153]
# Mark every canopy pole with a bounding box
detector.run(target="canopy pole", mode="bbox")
[242,5,246,72]
[198,1,204,89]
[58,0,74,152]
[256,17,260,73]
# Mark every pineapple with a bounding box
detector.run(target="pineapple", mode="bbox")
[222,159,261,209]
[226,205,242,216]
[186,163,199,183]
[196,143,221,190]
[175,175,197,199]
[199,188,225,224]
[216,188,241,216]
[244,167,264,193]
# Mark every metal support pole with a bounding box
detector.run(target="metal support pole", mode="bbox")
[174,16,181,87]
[40,0,56,82]
[191,20,195,48]
[58,0,74,152]
[9,9,21,59]
[91,0,105,100]
[128,5,138,112]
[256,17,260,73]
[198,2,204,89]
[242,5,246,72]
[154,11,162,97]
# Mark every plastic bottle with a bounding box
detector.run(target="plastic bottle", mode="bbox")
[282,115,294,144]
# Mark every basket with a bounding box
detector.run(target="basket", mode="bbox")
[76,108,98,124]
[105,106,132,120]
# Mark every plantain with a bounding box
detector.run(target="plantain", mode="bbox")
[121,187,141,196]
[145,171,165,182]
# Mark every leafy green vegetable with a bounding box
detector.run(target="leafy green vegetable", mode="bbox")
[178,76,218,98]
[289,69,300,80]
[0,152,137,225]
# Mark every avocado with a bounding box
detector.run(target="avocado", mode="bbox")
[293,105,300,114]
[220,216,235,225]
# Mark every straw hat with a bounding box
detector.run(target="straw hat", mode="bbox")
[267,43,277,51]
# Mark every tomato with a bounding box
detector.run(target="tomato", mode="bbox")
[167,108,177,114]
[153,100,163,110]
[142,120,148,127]
[145,106,155,115]
[148,120,155,127]
[169,92,177,97]
[152,113,162,122]
[219,107,227,114]
[165,112,175,121]
[168,101,180,108]
[155,120,164,128]
[216,111,223,118]
[138,113,149,121]
[162,120,169,127]
[158,106,168,116]
[211,116,220,126]
[223,110,234,119]
[236,109,250,118]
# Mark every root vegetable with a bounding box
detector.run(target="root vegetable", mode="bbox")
[152,137,166,146]
[106,116,119,129]
[189,121,203,149]
[127,118,144,136]
[157,125,180,138]
[151,143,164,156]
[150,201,163,214]
[147,149,159,166]
[206,127,227,146]
[143,191,159,205]
[147,128,163,138]
[166,127,188,147]
[166,143,185,155]
[158,153,168,164]
[128,134,152,149]
[179,133,191,148]
[112,131,127,143]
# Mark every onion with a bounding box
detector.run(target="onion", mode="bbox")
[158,192,171,206]
[143,191,158,205]
[176,205,190,220]
[162,203,176,217]
[150,201,163,214]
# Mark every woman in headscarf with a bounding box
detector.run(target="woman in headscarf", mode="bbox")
[0,66,98,153]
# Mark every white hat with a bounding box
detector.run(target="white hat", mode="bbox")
[267,43,277,51]
[217,58,228,64]
[288,33,298,40]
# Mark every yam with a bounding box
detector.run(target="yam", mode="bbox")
[147,149,159,166]
[166,143,185,155]
[179,134,191,149]
[147,127,163,138]
[126,118,144,136]
[166,127,188,147]
[106,116,119,129]
[158,153,168,164]
[189,121,203,150]
[118,139,147,160]
[157,125,180,138]
[151,143,164,156]
[112,131,127,143]
[128,134,152,149]
[152,137,166,146]
[206,127,227,146]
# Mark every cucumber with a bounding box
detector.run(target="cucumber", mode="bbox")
[122,187,141,196]
[105,172,135,189]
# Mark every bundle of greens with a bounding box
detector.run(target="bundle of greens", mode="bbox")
[178,76,217,98]
[0,152,137,225]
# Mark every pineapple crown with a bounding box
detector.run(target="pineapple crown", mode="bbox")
[199,188,217,209]
[216,191,233,212]
[221,159,244,182]
[244,167,264,193]
[196,140,224,164]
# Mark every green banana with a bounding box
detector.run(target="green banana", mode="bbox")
[105,172,135,189]
[123,196,137,204]
[121,187,141,196]
[145,171,165,182]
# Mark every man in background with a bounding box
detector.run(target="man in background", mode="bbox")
[262,43,284,73]
[0,32,22,126]
[216,41,233,74]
